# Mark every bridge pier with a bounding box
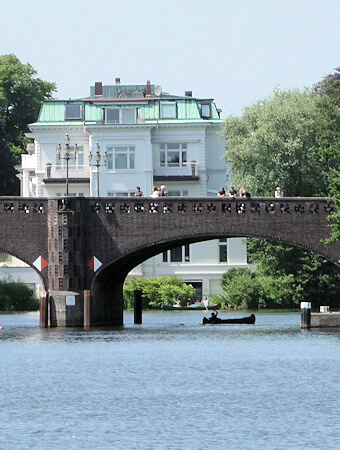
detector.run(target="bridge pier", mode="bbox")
[300,302,311,329]
[49,291,85,327]
[39,291,49,328]
[91,277,124,327]
[134,290,143,324]
[84,290,91,327]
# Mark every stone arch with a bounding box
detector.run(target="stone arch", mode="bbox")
[90,227,339,326]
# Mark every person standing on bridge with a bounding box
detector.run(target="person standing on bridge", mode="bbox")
[150,186,159,198]
[134,186,144,197]
[229,186,237,198]
[275,187,283,198]
[160,185,168,196]
[218,187,226,197]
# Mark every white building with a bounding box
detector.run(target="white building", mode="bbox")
[18,79,250,298]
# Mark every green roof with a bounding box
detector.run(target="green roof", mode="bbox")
[33,83,222,125]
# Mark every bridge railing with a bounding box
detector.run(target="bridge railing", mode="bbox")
[84,197,335,216]
[0,198,49,214]
[0,197,335,217]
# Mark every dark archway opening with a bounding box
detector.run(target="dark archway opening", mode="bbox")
[90,233,340,326]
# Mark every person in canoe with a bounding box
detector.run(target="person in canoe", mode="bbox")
[202,312,256,325]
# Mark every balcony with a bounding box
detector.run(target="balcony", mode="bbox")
[153,161,199,182]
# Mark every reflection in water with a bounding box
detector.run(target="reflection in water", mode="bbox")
[0,311,340,449]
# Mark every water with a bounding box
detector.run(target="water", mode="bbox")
[0,311,340,449]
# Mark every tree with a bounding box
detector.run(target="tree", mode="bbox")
[0,120,19,195]
[0,54,56,161]
[221,87,339,197]
[0,278,39,311]
[314,68,340,241]
[212,268,299,310]
[247,239,340,309]
[123,276,195,309]
[219,84,340,308]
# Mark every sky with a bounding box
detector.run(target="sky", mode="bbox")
[1,0,339,118]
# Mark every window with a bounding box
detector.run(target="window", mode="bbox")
[107,146,135,170]
[106,109,119,123]
[160,143,187,167]
[107,191,134,197]
[161,103,177,119]
[167,190,189,197]
[163,245,190,263]
[185,281,202,301]
[201,103,211,118]
[65,104,83,120]
[56,146,84,169]
[219,239,228,262]
[106,108,136,124]
[56,193,77,197]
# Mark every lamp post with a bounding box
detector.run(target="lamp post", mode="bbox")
[88,142,108,197]
[57,134,78,196]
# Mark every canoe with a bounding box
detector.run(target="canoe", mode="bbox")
[163,305,220,311]
[202,313,256,325]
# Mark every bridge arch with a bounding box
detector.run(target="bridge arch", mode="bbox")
[86,196,339,326]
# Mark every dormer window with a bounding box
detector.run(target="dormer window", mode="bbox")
[161,103,177,119]
[65,104,83,120]
[106,108,136,124]
[201,103,211,119]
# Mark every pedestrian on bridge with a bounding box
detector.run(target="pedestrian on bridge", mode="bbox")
[134,186,144,197]
[275,187,283,198]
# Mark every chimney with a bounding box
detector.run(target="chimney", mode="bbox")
[185,91,192,97]
[115,78,121,85]
[146,80,152,96]
[95,82,103,97]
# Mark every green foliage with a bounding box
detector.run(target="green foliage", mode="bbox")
[0,120,20,195]
[247,239,340,309]
[214,268,299,310]
[221,87,338,197]
[0,278,39,311]
[219,76,340,308]
[313,68,340,242]
[215,238,340,310]
[123,276,195,309]
[328,170,340,242]
[221,267,254,289]
[0,54,56,162]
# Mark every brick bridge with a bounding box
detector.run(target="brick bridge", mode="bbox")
[0,196,338,327]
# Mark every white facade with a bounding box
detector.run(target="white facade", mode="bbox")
[18,80,251,298]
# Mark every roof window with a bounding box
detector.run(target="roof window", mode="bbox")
[65,104,83,120]
[201,103,211,119]
[161,103,177,119]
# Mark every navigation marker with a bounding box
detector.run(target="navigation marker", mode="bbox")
[33,256,48,272]
[88,256,102,272]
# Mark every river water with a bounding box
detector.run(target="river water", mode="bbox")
[0,311,339,449]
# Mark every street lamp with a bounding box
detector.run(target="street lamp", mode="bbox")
[57,134,78,196]
[88,142,108,197]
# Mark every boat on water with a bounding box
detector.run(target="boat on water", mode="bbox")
[163,305,220,311]
[202,312,256,325]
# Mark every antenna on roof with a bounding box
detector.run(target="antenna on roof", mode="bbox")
[154,85,162,96]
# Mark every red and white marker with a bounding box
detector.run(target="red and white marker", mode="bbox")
[88,256,102,272]
[33,256,48,272]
